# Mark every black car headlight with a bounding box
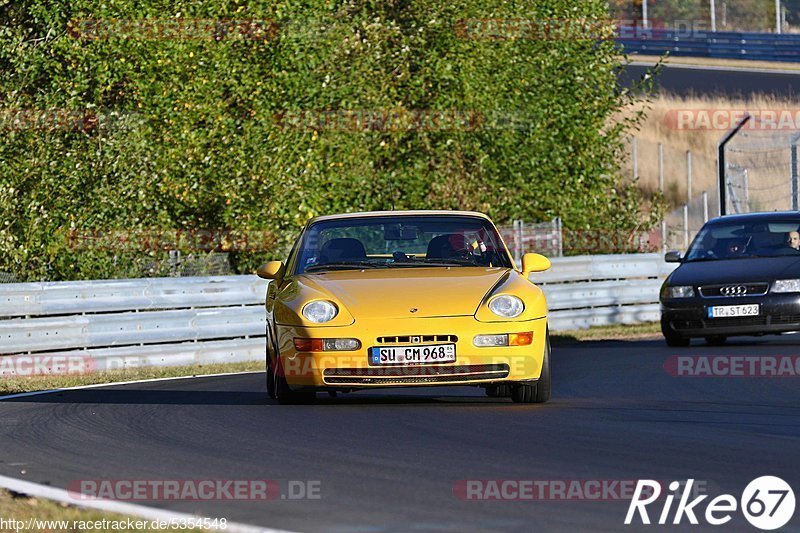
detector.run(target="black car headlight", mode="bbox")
[772,279,800,293]
[664,286,695,299]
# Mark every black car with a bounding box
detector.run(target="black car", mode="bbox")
[660,211,800,346]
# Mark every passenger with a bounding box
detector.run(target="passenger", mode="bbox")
[788,231,800,250]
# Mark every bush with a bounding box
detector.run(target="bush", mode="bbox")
[0,0,654,281]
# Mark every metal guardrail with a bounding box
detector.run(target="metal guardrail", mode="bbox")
[0,254,677,373]
[617,28,800,62]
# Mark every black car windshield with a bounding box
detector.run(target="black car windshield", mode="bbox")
[685,218,800,261]
[293,215,513,274]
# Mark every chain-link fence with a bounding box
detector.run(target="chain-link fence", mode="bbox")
[724,120,796,214]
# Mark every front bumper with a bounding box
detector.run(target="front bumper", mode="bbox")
[661,293,800,337]
[274,315,548,390]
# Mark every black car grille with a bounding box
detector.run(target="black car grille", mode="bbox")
[698,283,769,298]
[322,364,509,385]
[672,315,799,331]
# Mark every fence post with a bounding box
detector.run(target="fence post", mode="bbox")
[791,131,800,210]
[717,114,751,216]
[632,136,638,181]
[702,191,709,222]
[686,150,692,201]
[555,217,563,257]
[683,205,689,249]
[661,220,667,253]
[658,143,664,192]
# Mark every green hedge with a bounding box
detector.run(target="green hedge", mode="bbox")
[0,0,656,281]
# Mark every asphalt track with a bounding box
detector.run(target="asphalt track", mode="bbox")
[621,63,800,97]
[1,337,799,532]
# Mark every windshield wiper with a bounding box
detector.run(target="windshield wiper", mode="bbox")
[305,261,389,272]
[422,258,480,267]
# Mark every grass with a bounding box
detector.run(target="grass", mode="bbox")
[551,321,660,343]
[0,489,168,532]
[0,361,264,397]
[621,93,799,211]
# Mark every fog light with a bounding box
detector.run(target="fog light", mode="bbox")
[473,334,509,347]
[293,338,361,352]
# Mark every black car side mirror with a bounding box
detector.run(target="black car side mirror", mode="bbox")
[664,251,683,263]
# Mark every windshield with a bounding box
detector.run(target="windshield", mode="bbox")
[293,215,513,274]
[685,218,800,261]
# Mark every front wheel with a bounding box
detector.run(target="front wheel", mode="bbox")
[511,329,551,404]
[273,357,316,405]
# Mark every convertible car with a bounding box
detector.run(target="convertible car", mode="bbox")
[256,210,552,404]
[661,211,800,346]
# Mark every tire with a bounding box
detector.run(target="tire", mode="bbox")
[705,335,727,346]
[485,384,512,398]
[661,317,690,347]
[511,329,551,404]
[273,357,316,405]
[266,327,276,400]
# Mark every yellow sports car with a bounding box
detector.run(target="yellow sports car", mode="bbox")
[257,210,552,404]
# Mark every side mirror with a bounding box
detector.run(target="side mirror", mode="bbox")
[664,251,683,263]
[257,261,286,280]
[522,253,551,274]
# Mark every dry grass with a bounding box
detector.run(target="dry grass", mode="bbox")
[626,54,800,72]
[551,321,661,343]
[621,93,800,209]
[0,489,164,532]
[0,361,263,396]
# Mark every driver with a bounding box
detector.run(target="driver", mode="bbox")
[788,231,800,250]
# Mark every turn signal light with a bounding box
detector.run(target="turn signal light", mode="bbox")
[509,332,533,346]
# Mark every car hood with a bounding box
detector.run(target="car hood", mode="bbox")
[296,267,509,319]
[670,256,800,285]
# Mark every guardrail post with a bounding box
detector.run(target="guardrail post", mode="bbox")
[686,151,692,201]
[661,221,667,253]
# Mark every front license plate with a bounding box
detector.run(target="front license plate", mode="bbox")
[369,344,456,365]
[708,304,760,318]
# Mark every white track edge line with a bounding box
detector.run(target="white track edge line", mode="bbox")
[0,370,264,401]
[0,474,296,533]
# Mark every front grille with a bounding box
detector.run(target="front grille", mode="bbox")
[323,363,509,385]
[768,315,800,325]
[699,283,769,298]
[377,334,457,344]
[705,317,768,328]
[671,315,800,331]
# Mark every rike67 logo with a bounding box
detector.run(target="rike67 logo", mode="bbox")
[625,477,795,530]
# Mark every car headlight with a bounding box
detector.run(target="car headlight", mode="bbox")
[302,300,338,323]
[665,286,695,299]
[488,295,524,318]
[772,279,800,293]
